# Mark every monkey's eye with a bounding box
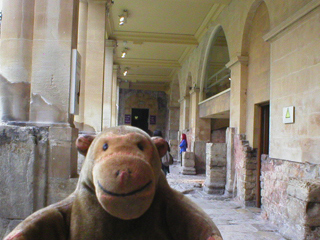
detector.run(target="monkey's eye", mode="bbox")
[103,143,109,151]
[137,143,144,151]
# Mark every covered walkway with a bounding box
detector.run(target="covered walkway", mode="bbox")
[167,163,285,240]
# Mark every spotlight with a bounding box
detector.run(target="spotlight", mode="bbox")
[119,10,128,26]
[121,48,128,58]
[123,68,129,76]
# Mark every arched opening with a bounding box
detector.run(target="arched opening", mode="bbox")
[203,27,230,100]
[200,26,231,194]
[239,0,271,207]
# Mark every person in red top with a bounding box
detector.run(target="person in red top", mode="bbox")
[179,133,187,166]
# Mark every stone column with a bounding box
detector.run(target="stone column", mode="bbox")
[111,65,119,127]
[226,55,248,134]
[179,95,190,131]
[225,127,236,195]
[189,88,210,142]
[102,40,116,129]
[28,0,80,178]
[168,105,180,160]
[83,1,106,132]
[189,88,210,173]
[0,0,35,121]
[74,1,88,130]
[204,142,227,194]
[182,152,196,175]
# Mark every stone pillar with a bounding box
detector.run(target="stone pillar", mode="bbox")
[226,55,248,134]
[102,40,116,129]
[168,105,180,160]
[83,1,106,132]
[74,1,88,130]
[28,0,80,178]
[204,143,227,194]
[225,127,236,195]
[111,65,119,127]
[189,88,210,173]
[182,152,196,175]
[0,0,35,121]
[179,95,190,131]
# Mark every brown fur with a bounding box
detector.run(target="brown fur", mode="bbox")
[5,126,222,240]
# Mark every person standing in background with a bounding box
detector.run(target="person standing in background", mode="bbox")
[179,133,187,166]
[153,130,170,176]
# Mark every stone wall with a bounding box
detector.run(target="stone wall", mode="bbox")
[118,89,167,136]
[234,134,257,206]
[261,156,320,240]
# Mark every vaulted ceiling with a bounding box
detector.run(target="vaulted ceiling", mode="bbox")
[104,0,231,91]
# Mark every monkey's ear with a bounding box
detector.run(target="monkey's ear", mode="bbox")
[151,137,168,158]
[76,135,95,156]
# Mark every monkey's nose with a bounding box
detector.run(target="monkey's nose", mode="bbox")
[116,169,132,184]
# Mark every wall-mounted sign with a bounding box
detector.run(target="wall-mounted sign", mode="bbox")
[125,114,131,124]
[150,115,156,125]
[283,106,295,124]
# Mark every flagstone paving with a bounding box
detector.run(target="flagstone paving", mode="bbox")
[166,163,287,240]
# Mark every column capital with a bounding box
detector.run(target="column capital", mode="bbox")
[105,39,116,48]
[113,65,119,71]
[178,95,189,103]
[189,87,200,95]
[226,55,249,69]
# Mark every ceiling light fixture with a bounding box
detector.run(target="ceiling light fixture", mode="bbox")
[119,10,128,26]
[121,48,128,58]
[123,68,129,76]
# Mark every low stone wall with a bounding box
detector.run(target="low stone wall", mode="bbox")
[261,157,320,240]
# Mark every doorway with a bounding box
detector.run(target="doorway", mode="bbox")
[131,108,149,132]
[256,103,270,207]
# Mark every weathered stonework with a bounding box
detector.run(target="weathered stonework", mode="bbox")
[0,125,49,219]
[234,134,257,206]
[193,141,207,174]
[182,152,196,175]
[0,125,78,239]
[261,157,320,240]
[204,143,227,194]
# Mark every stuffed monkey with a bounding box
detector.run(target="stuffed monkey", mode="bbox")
[5,126,223,240]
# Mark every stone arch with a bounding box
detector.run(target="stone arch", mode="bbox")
[241,0,270,55]
[243,0,271,148]
[199,25,230,101]
[235,0,271,207]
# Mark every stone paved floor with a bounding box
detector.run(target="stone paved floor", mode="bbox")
[166,163,287,240]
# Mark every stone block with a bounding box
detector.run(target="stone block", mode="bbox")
[48,126,79,178]
[287,178,320,202]
[46,177,78,205]
[0,126,49,219]
[182,152,196,175]
[194,141,207,173]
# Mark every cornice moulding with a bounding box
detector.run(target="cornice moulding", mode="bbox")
[115,58,181,68]
[111,31,198,45]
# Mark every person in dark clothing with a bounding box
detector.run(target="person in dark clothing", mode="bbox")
[153,130,170,176]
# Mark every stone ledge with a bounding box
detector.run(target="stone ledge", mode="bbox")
[287,178,320,202]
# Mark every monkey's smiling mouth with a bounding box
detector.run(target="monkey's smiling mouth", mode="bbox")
[98,180,152,197]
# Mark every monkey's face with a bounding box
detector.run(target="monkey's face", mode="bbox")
[86,128,166,220]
